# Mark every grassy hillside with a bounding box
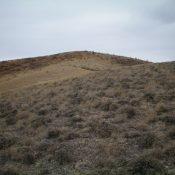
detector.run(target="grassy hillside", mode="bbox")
[0,52,174,175]
[0,51,146,93]
[0,51,145,77]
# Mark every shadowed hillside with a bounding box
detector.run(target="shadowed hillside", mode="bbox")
[0,52,174,175]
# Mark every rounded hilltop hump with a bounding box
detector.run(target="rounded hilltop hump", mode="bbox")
[0,51,148,77]
[0,51,149,92]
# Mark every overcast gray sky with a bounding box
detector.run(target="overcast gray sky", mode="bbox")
[0,0,175,62]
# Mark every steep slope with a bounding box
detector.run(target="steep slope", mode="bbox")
[0,52,175,175]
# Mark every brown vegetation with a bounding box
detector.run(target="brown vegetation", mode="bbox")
[0,52,174,174]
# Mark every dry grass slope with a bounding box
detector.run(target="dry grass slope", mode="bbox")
[0,51,146,77]
[0,51,147,93]
[0,52,174,175]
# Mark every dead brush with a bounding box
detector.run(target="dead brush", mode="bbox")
[89,120,113,138]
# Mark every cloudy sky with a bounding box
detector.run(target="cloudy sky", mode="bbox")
[0,0,175,62]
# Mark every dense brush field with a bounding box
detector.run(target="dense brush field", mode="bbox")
[0,52,175,175]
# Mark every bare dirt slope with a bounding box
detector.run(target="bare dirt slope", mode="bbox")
[0,51,175,175]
